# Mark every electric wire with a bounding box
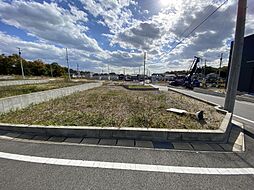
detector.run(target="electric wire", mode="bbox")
[168,0,229,54]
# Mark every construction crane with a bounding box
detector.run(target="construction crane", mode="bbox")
[169,56,200,90]
[184,56,200,89]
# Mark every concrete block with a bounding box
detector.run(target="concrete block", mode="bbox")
[83,129,100,138]
[208,144,224,151]
[99,130,114,138]
[167,132,182,141]
[209,133,227,142]
[5,132,21,138]
[48,136,66,142]
[99,139,117,146]
[64,137,83,143]
[219,143,233,151]
[80,138,100,144]
[135,140,153,148]
[117,139,135,147]
[32,136,50,141]
[17,134,35,140]
[17,126,47,135]
[152,141,174,149]
[172,143,194,150]
[182,132,200,141]
[191,143,214,151]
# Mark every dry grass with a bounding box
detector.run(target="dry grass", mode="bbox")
[0,80,88,98]
[0,84,224,129]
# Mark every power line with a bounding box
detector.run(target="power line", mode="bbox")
[170,4,215,48]
[168,0,228,54]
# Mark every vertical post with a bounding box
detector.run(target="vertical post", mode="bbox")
[123,68,125,82]
[66,48,71,81]
[219,53,223,78]
[17,48,25,79]
[143,51,147,85]
[224,0,247,112]
[77,63,80,78]
[204,59,206,76]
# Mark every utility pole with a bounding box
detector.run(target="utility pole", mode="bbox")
[143,51,147,85]
[219,53,223,78]
[66,48,71,80]
[139,66,140,75]
[224,0,247,113]
[204,59,207,76]
[77,63,80,78]
[17,47,25,79]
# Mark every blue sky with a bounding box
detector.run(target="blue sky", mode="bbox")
[0,0,253,73]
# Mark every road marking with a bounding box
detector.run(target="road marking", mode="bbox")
[0,151,253,175]
[234,115,254,124]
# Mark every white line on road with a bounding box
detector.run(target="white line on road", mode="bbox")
[234,115,254,124]
[0,151,253,175]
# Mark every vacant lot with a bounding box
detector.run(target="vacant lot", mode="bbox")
[0,80,88,98]
[0,85,224,129]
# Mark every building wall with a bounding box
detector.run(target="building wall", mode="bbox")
[228,34,254,93]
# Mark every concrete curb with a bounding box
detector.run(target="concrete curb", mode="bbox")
[122,85,159,91]
[193,88,225,97]
[169,87,221,107]
[0,84,232,143]
[0,112,232,143]
[0,82,102,114]
[0,79,50,86]
[193,88,254,104]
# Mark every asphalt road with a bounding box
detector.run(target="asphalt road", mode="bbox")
[0,137,254,190]
[0,86,254,189]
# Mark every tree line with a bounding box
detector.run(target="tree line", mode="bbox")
[1,53,228,78]
[0,54,70,77]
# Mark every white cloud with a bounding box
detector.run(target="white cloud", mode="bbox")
[0,0,253,73]
[110,0,254,71]
[0,0,101,52]
[81,0,136,34]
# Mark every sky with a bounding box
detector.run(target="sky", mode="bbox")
[0,0,253,74]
